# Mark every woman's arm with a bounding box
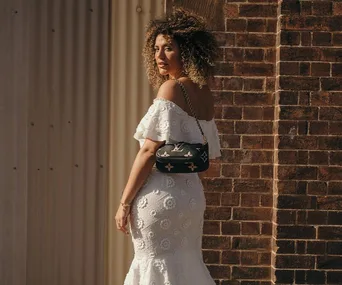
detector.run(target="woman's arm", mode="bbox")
[120,139,164,204]
[115,138,164,234]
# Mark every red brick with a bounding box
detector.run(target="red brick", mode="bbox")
[299,91,311,105]
[313,32,332,46]
[312,1,332,16]
[235,92,273,106]
[221,250,240,264]
[234,179,273,193]
[220,134,240,148]
[280,31,300,45]
[232,266,271,279]
[202,250,220,264]
[247,19,266,32]
[280,0,301,15]
[261,222,272,235]
[207,265,231,279]
[234,63,274,76]
[279,91,299,105]
[234,150,273,164]
[280,106,318,120]
[308,181,328,195]
[330,152,342,165]
[275,255,315,269]
[225,48,244,62]
[328,212,342,225]
[332,63,342,76]
[280,47,321,61]
[244,48,264,62]
[278,166,317,180]
[279,77,320,91]
[203,221,220,235]
[236,33,276,47]
[318,226,342,240]
[205,192,221,206]
[216,121,234,134]
[309,121,329,135]
[232,237,271,250]
[267,19,277,33]
[243,78,264,91]
[319,136,342,150]
[277,226,316,239]
[299,62,310,76]
[280,16,330,31]
[204,178,233,192]
[265,48,276,62]
[334,2,342,15]
[329,122,342,135]
[321,78,342,91]
[278,136,318,150]
[263,107,274,120]
[318,194,342,210]
[319,107,342,120]
[278,150,308,165]
[301,1,312,16]
[261,165,273,179]
[260,194,273,207]
[233,208,272,221]
[333,33,342,45]
[301,31,312,46]
[279,62,299,75]
[242,136,274,149]
[276,240,295,254]
[330,93,342,105]
[241,250,259,264]
[318,166,342,181]
[222,106,242,119]
[241,193,260,207]
[321,47,342,62]
[241,222,260,235]
[224,3,239,18]
[221,192,240,206]
[277,195,313,209]
[307,241,326,254]
[308,151,329,165]
[226,19,247,32]
[222,221,241,235]
[235,121,273,134]
[325,181,342,195]
[223,77,243,90]
[241,165,260,178]
[277,210,296,224]
[239,4,277,18]
[222,164,240,178]
[204,207,232,220]
[212,92,234,105]
[215,62,234,76]
[308,211,327,225]
[214,32,235,47]
[311,63,331,76]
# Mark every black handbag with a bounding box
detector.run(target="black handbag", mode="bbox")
[155,79,209,173]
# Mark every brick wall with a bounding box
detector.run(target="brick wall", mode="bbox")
[274,1,342,284]
[166,0,342,284]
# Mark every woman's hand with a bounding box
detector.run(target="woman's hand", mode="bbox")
[115,204,131,235]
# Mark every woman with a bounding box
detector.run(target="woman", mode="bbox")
[115,9,221,285]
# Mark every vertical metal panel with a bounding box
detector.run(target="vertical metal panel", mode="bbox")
[108,1,164,284]
[0,0,109,285]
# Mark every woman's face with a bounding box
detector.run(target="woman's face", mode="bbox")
[154,34,183,78]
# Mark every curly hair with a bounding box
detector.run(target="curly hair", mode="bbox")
[143,8,218,89]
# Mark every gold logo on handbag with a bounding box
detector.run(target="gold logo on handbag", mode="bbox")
[155,79,209,173]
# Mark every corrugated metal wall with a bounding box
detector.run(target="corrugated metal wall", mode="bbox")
[108,1,164,284]
[0,0,164,285]
[0,0,109,285]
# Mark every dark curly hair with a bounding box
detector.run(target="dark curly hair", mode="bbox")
[143,8,218,89]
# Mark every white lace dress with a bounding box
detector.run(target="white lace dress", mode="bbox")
[124,98,221,285]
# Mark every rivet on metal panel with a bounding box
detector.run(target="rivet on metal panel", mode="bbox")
[89,8,93,12]
[30,122,34,126]
[12,10,18,15]
[13,167,17,170]
[75,164,79,167]
[68,121,71,124]
[37,168,40,171]
[50,167,53,170]
[136,5,142,13]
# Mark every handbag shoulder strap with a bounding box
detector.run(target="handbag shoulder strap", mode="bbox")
[174,79,207,144]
